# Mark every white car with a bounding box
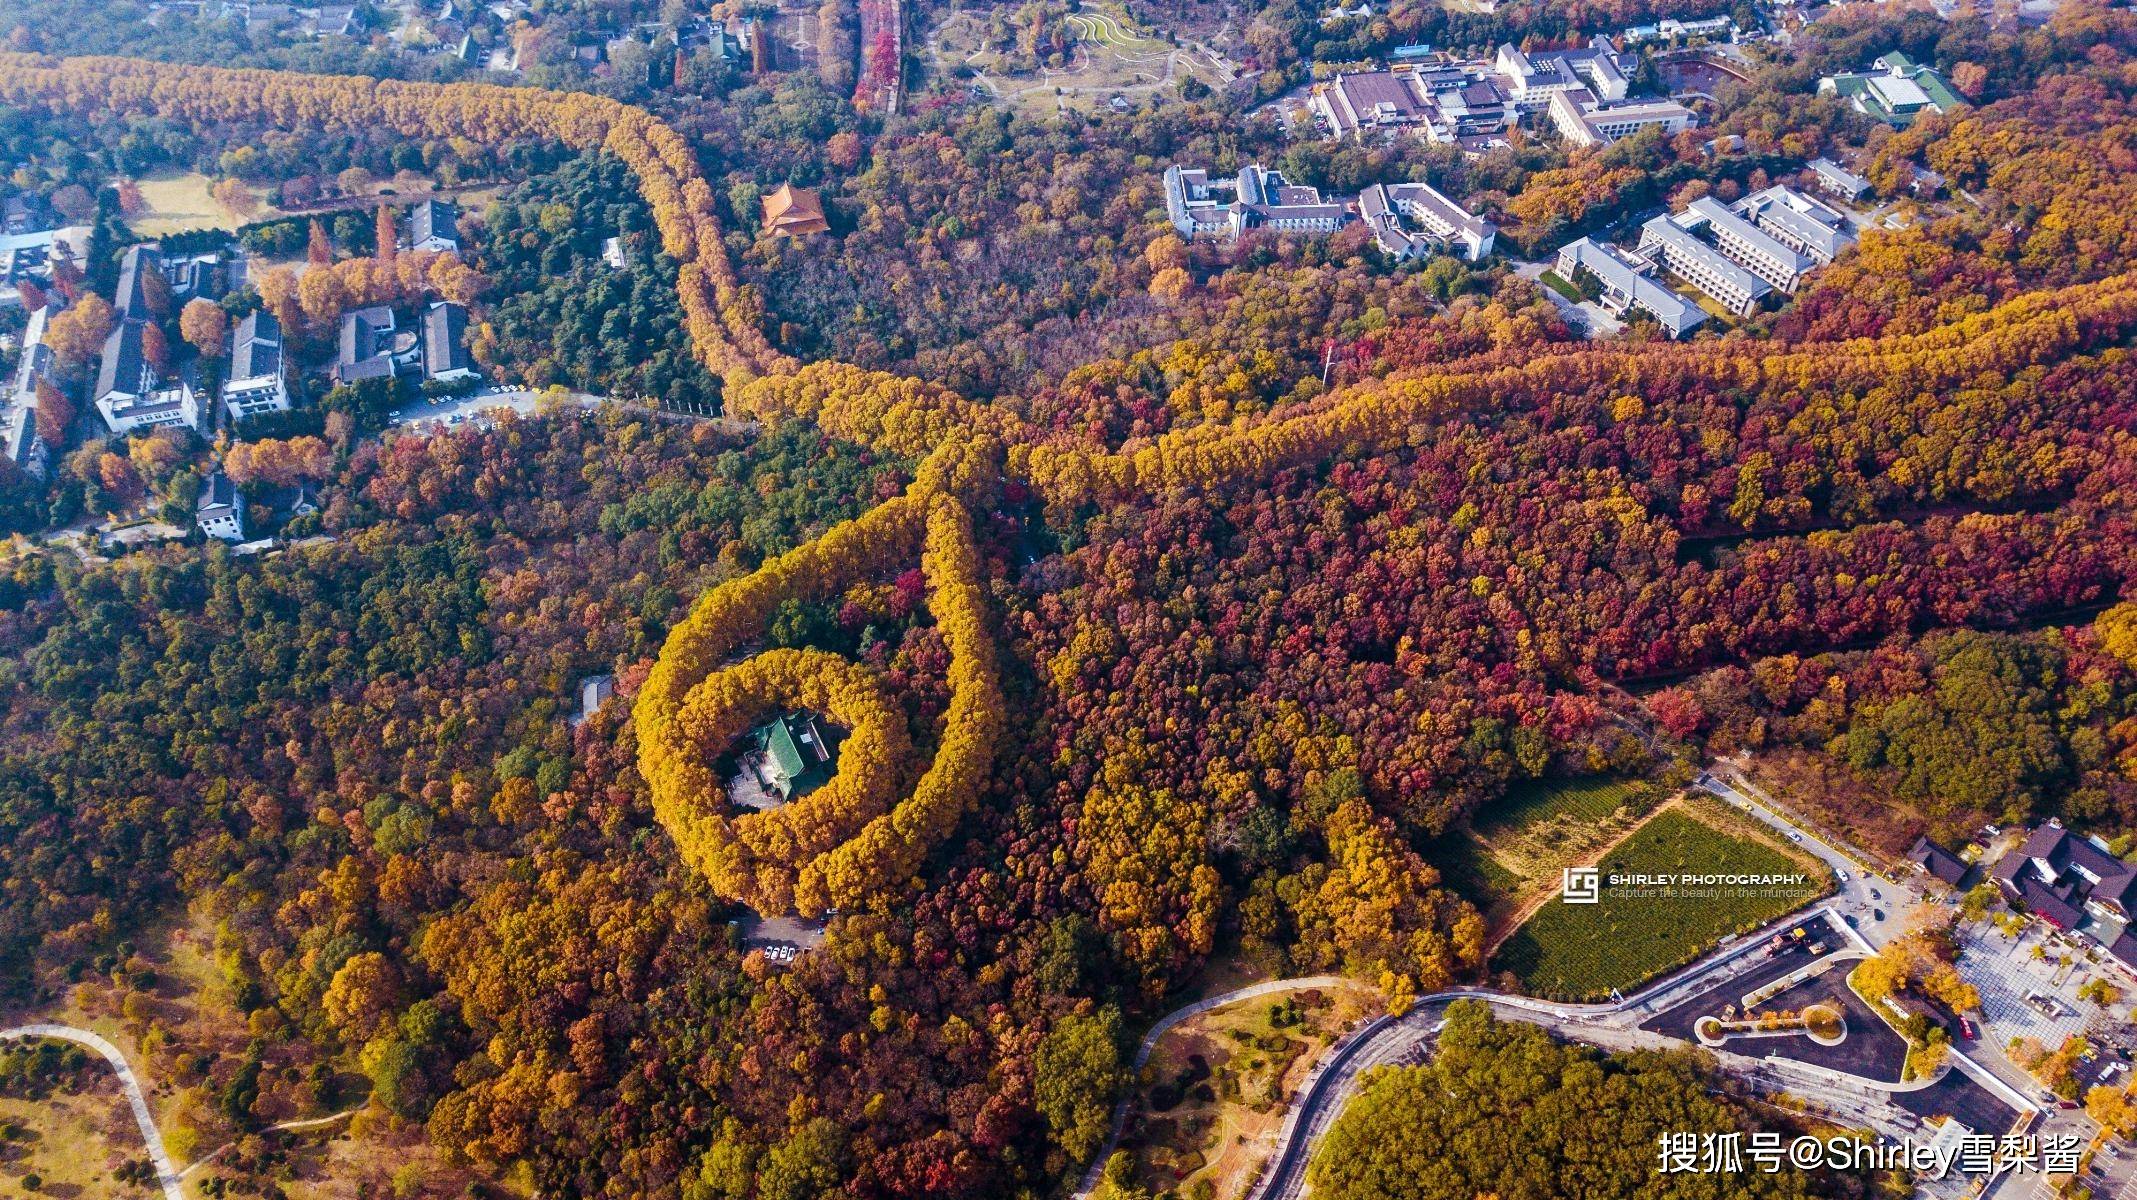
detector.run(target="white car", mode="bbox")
[1837,868,1849,882]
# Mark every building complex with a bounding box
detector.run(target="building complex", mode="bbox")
[1165,164,1496,262]
[1553,237,1706,339]
[1312,38,1695,152]
[1619,183,1858,319]
[1991,820,2137,971]
[1818,51,1964,126]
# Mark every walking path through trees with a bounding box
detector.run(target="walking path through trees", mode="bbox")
[1,1023,183,1200]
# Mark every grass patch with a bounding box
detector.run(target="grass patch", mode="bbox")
[1491,802,1830,1001]
[1538,269,1583,303]
[1126,981,1378,1200]
[130,169,257,237]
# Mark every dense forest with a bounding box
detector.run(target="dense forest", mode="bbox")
[1303,1001,1875,1200]
[0,2,2129,1199]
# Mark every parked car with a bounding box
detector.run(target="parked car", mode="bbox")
[1959,1017,1977,1040]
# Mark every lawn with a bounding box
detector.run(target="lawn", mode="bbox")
[0,1083,142,1196]
[1538,270,1584,303]
[1435,775,1669,940]
[129,169,259,237]
[1491,799,1831,1001]
[929,2,1223,116]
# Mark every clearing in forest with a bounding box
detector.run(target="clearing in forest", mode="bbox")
[1430,775,1668,938]
[925,1,1225,116]
[126,170,274,237]
[1490,795,1832,1002]
[1121,981,1380,1200]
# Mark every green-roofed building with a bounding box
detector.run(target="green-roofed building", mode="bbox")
[756,711,837,800]
[1818,52,1964,126]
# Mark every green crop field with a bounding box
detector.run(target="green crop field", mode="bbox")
[1421,830,1521,913]
[1473,775,1661,841]
[1490,806,1828,1001]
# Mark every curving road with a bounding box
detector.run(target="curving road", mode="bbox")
[2,1023,184,1200]
[1071,903,2023,1200]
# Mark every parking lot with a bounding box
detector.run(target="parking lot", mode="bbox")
[386,385,564,432]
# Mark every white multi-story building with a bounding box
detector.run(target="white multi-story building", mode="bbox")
[1358,181,1495,262]
[1495,41,1630,108]
[95,319,205,435]
[1549,90,1697,147]
[197,470,247,541]
[1163,164,1353,240]
[223,309,292,423]
[3,300,55,478]
[1682,196,1812,293]
[1554,238,1705,339]
[1736,185,1856,266]
[1637,214,1771,316]
[1806,157,1872,204]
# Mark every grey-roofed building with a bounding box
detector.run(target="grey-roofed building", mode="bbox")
[1682,196,1813,293]
[1163,164,1354,241]
[1737,185,1856,266]
[409,199,461,254]
[1637,214,1770,316]
[1554,237,1705,338]
[224,309,292,422]
[1994,820,2136,934]
[197,469,247,541]
[1807,157,1872,204]
[3,194,49,236]
[335,304,420,383]
[96,318,203,434]
[1313,70,1428,139]
[2,301,54,478]
[310,3,358,35]
[1358,181,1495,262]
[422,301,478,382]
[114,244,164,319]
[1907,835,1971,889]
[1548,89,1697,147]
[1494,40,1631,108]
[2109,930,2137,972]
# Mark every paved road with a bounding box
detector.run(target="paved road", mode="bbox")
[2,1023,184,1200]
[1698,770,1911,947]
[1074,901,1941,1200]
